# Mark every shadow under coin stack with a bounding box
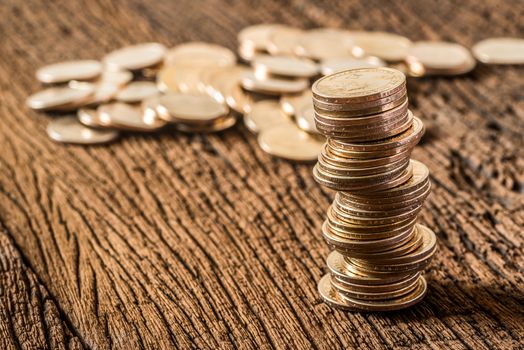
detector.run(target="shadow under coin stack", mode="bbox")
[312,67,437,311]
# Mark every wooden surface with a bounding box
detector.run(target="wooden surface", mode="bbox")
[1,0,523,349]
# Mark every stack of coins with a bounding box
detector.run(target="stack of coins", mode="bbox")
[312,67,437,311]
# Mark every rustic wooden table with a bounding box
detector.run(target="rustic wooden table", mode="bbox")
[1,0,523,349]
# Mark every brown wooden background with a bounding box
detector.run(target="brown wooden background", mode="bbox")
[1,0,523,349]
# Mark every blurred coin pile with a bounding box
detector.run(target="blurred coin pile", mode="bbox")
[26,24,523,159]
[312,68,437,311]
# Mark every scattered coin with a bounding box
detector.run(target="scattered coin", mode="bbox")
[156,65,205,93]
[241,71,308,95]
[97,102,166,132]
[164,42,236,67]
[295,28,355,60]
[244,100,292,133]
[406,41,475,75]
[103,42,166,71]
[27,85,94,111]
[115,81,159,103]
[36,60,102,84]
[267,27,304,56]
[320,56,386,75]
[238,24,285,52]
[352,32,412,62]
[47,117,119,144]
[156,92,228,124]
[258,123,324,161]
[472,37,524,65]
[253,55,318,78]
[296,105,318,134]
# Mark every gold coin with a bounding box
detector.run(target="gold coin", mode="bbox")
[318,274,427,311]
[342,159,429,200]
[320,56,386,75]
[253,55,318,78]
[351,32,412,62]
[156,65,205,93]
[267,27,303,56]
[164,42,236,67]
[77,108,111,128]
[115,81,159,103]
[406,41,475,74]
[472,37,524,65]
[204,66,251,109]
[312,67,406,104]
[36,60,102,84]
[97,102,166,132]
[313,88,406,113]
[332,272,420,294]
[103,42,166,71]
[327,251,414,285]
[333,274,420,301]
[69,81,120,106]
[241,71,308,95]
[27,85,94,111]
[295,28,354,60]
[258,124,324,161]
[238,24,285,52]
[175,114,237,133]
[296,105,319,134]
[280,90,312,116]
[47,117,119,144]
[156,92,228,124]
[329,116,423,152]
[244,100,291,134]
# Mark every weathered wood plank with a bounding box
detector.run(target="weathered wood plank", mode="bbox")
[0,224,85,350]
[0,0,522,349]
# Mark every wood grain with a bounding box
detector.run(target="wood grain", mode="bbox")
[0,0,523,349]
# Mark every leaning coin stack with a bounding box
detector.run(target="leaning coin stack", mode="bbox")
[312,67,437,311]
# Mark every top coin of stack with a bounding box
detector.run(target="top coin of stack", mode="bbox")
[312,68,409,141]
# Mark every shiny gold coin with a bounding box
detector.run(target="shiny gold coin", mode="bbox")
[204,66,251,109]
[241,71,308,95]
[36,60,102,84]
[69,81,120,107]
[332,272,420,294]
[156,93,228,124]
[333,274,420,301]
[342,159,429,200]
[238,24,285,52]
[295,28,355,60]
[47,117,119,144]
[258,124,324,161]
[77,108,110,128]
[103,42,166,71]
[327,251,414,286]
[296,105,319,134]
[314,160,413,192]
[267,27,303,56]
[175,114,237,133]
[157,65,204,93]
[164,42,236,67]
[472,37,524,65]
[27,85,94,111]
[253,55,318,78]
[320,56,386,75]
[244,100,292,134]
[329,116,423,152]
[318,274,427,311]
[280,90,312,116]
[351,31,412,62]
[406,41,475,75]
[97,102,166,132]
[312,67,406,104]
[115,81,159,103]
